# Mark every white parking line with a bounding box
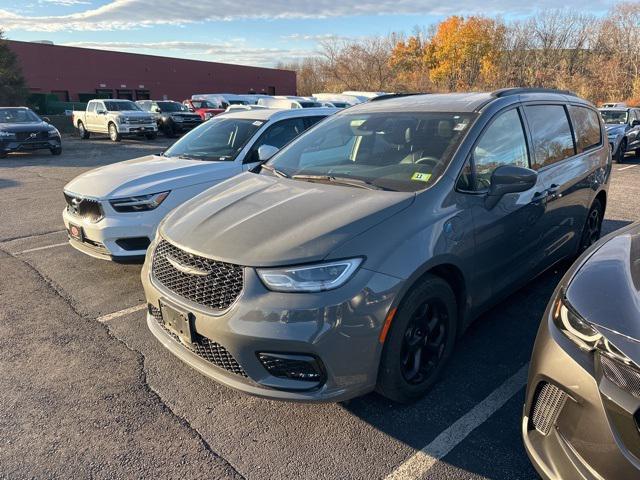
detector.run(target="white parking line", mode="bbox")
[97,303,147,323]
[16,242,68,255]
[617,165,637,171]
[384,363,529,480]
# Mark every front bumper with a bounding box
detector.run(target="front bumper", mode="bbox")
[141,243,404,402]
[523,303,640,479]
[1,137,61,154]
[118,124,157,135]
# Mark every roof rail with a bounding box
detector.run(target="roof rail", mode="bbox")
[491,87,577,98]
[368,93,427,102]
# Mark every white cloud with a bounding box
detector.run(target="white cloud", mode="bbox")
[61,40,319,66]
[0,0,614,32]
[38,0,91,6]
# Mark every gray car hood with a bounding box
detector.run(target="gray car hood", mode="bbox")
[159,172,414,266]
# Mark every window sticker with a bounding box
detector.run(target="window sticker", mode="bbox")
[411,172,432,182]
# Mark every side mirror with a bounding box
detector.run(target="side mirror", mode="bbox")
[97,110,106,115]
[632,119,640,127]
[155,107,161,113]
[42,116,51,123]
[257,145,279,162]
[485,165,537,210]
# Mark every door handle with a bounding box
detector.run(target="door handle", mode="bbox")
[546,184,561,202]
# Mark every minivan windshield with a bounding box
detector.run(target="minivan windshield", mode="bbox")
[104,101,141,111]
[600,110,628,125]
[267,111,476,192]
[0,108,40,123]
[163,116,265,161]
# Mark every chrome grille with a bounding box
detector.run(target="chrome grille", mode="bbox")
[64,193,103,222]
[126,117,154,125]
[601,355,640,398]
[531,382,568,435]
[151,240,243,310]
[148,305,247,377]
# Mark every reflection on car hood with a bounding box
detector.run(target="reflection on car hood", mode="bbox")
[160,172,414,266]
[0,121,51,133]
[64,155,239,198]
[605,124,626,132]
[566,224,640,362]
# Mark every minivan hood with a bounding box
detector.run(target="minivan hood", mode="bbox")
[159,172,414,266]
[64,155,239,198]
[566,224,640,356]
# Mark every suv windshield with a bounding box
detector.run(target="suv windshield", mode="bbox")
[267,111,476,192]
[157,101,188,112]
[163,117,265,161]
[600,110,628,124]
[191,100,215,109]
[104,101,141,111]
[0,108,40,123]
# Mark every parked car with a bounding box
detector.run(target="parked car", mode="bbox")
[141,88,610,403]
[522,223,640,480]
[62,108,335,261]
[182,99,224,121]
[599,107,640,162]
[191,94,249,109]
[257,96,323,109]
[313,93,361,107]
[602,102,627,108]
[73,99,157,142]
[137,100,202,137]
[0,107,61,158]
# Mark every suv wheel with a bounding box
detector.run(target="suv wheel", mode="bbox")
[145,132,157,140]
[163,123,176,138]
[377,274,457,403]
[50,146,62,156]
[78,121,90,139]
[578,198,603,253]
[108,123,121,142]
[616,139,627,163]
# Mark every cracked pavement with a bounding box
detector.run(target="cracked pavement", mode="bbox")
[1,136,638,479]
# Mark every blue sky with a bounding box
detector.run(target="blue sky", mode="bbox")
[0,0,616,67]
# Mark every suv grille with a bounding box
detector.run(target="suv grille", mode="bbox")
[16,131,48,142]
[148,305,247,377]
[151,240,244,310]
[601,355,640,398]
[64,193,103,222]
[531,382,568,435]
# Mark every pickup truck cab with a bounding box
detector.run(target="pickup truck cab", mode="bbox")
[73,99,158,142]
[182,99,224,121]
[62,107,336,261]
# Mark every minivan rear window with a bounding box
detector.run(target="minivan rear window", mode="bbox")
[525,105,575,169]
[267,112,476,192]
[569,106,601,153]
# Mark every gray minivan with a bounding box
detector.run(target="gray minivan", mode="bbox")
[141,88,610,403]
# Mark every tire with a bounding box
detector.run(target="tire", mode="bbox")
[616,139,627,163]
[0,151,7,159]
[635,148,640,158]
[145,132,157,140]
[77,121,90,139]
[108,123,121,142]
[377,274,458,403]
[577,198,604,254]
[163,123,176,138]
[50,147,62,156]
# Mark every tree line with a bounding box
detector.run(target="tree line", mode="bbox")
[278,3,640,106]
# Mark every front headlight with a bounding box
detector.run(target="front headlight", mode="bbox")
[109,191,170,213]
[172,115,184,122]
[0,131,16,139]
[204,113,212,120]
[257,258,363,293]
[48,127,60,138]
[552,297,602,351]
[117,116,127,124]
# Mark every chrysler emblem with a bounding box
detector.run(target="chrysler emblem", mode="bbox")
[166,255,210,276]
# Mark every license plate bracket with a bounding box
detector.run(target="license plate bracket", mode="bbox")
[160,301,193,344]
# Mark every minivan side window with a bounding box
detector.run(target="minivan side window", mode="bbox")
[457,108,529,192]
[525,105,575,169]
[569,106,601,153]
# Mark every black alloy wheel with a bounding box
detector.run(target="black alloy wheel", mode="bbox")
[377,274,457,403]
[579,199,603,253]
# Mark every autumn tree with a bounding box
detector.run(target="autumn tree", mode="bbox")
[0,29,28,105]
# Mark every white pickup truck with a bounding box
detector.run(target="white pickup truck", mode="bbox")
[72,99,158,142]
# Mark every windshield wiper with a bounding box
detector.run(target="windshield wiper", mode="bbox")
[291,174,384,190]
[260,163,290,178]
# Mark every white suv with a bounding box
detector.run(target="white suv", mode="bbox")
[62,107,335,261]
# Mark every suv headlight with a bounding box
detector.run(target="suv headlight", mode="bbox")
[109,191,170,213]
[0,131,16,139]
[117,116,128,124]
[48,127,60,138]
[257,258,362,293]
[552,297,602,351]
[172,115,184,122]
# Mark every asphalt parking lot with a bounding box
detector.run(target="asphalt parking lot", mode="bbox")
[1,136,639,480]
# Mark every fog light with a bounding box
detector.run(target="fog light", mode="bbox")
[258,353,325,383]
